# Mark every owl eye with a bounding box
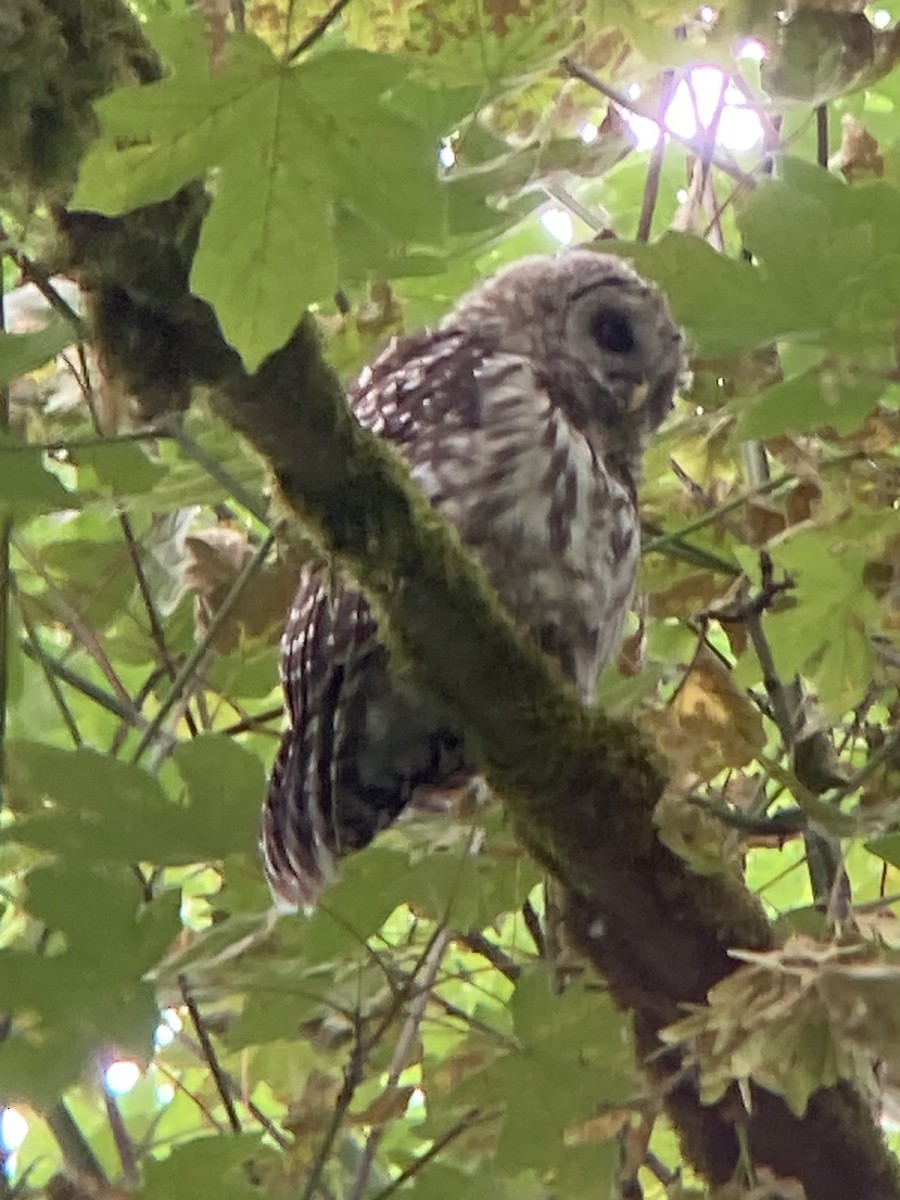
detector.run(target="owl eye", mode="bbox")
[591,310,634,354]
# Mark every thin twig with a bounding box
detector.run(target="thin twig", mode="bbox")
[299,1014,368,1200]
[347,927,452,1200]
[743,559,797,749]
[643,471,794,556]
[543,180,615,235]
[172,1036,293,1148]
[46,1101,107,1188]
[0,429,173,455]
[0,242,88,340]
[830,725,900,806]
[637,70,677,242]
[17,636,167,729]
[717,553,852,916]
[130,531,275,763]
[219,703,283,737]
[815,105,828,169]
[286,0,352,62]
[16,592,82,746]
[640,521,740,576]
[12,539,139,713]
[521,896,545,958]
[103,1084,139,1186]
[690,68,728,198]
[68,344,198,737]
[179,975,242,1134]
[148,1062,228,1135]
[455,929,521,983]
[175,428,271,526]
[108,665,168,756]
[367,1108,490,1200]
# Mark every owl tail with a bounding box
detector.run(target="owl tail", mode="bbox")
[260,568,474,911]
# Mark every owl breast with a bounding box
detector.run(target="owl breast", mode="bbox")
[355,342,640,702]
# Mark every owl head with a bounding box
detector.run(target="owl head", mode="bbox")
[446,249,684,467]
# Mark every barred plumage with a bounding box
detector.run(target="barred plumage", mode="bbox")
[262,251,683,909]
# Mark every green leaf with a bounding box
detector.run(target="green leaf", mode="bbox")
[760,527,881,713]
[77,441,167,495]
[0,1030,97,1108]
[302,847,411,961]
[737,161,900,349]
[6,738,259,865]
[0,868,178,1103]
[610,234,788,354]
[171,734,265,858]
[73,24,447,368]
[454,972,635,1171]
[0,438,77,517]
[735,364,887,438]
[402,848,539,930]
[142,1134,276,1200]
[866,834,900,870]
[0,318,71,385]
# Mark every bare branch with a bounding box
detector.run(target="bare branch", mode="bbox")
[179,974,242,1135]
[347,928,452,1200]
[287,0,353,63]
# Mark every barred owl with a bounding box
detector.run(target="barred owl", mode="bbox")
[262,251,682,909]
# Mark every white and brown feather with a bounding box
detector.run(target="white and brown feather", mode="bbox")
[262,250,683,909]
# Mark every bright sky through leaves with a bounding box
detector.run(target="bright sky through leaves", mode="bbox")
[626,66,765,152]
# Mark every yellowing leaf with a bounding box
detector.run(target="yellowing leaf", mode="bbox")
[642,648,766,781]
[404,0,581,86]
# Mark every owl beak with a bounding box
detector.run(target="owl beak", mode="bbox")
[627,380,650,411]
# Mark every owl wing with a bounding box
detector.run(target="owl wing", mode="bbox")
[351,327,585,550]
[352,326,629,699]
[262,561,471,910]
[261,568,377,908]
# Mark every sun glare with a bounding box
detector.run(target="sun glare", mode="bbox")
[105,1060,142,1095]
[1,1109,27,1154]
[540,208,574,245]
[626,66,764,153]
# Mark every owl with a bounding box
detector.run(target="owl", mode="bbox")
[262,250,683,909]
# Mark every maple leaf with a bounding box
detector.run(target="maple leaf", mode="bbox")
[72,18,446,369]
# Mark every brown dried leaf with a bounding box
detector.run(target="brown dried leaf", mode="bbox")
[616,613,646,677]
[829,113,884,182]
[196,0,231,72]
[349,1085,414,1125]
[785,478,822,527]
[424,1039,496,1096]
[565,1109,630,1145]
[745,499,787,546]
[284,1069,342,1137]
[646,570,726,619]
[642,648,766,781]
[184,526,303,651]
[355,280,404,338]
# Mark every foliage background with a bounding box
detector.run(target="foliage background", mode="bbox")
[1,0,900,1197]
